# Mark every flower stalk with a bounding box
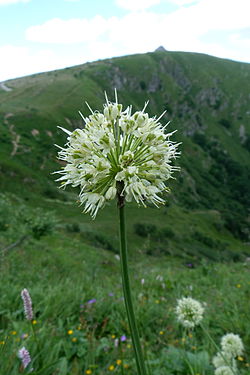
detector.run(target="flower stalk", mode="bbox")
[201,325,240,375]
[54,92,180,375]
[117,182,147,375]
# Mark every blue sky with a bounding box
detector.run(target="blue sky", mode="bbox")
[1,0,250,81]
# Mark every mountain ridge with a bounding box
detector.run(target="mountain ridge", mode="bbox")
[0,50,249,260]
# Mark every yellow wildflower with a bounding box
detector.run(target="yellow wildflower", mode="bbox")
[116,359,122,365]
[68,330,73,335]
[85,370,92,374]
[108,365,115,371]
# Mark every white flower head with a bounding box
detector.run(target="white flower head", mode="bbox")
[221,333,244,358]
[212,352,236,369]
[55,91,180,218]
[175,297,204,328]
[214,366,236,375]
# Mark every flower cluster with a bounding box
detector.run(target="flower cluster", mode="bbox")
[55,92,179,218]
[18,346,31,369]
[21,288,33,321]
[221,333,244,358]
[175,297,204,328]
[212,333,244,375]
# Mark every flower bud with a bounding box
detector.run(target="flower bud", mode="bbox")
[105,186,117,200]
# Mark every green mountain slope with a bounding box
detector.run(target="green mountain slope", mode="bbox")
[0,50,249,260]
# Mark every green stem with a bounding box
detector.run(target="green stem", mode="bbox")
[31,322,42,368]
[117,182,147,375]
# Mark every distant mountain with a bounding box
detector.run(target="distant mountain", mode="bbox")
[0,50,249,260]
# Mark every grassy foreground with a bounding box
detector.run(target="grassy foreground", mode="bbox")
[0,228,249,374]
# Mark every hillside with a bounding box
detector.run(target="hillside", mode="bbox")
[0,50,250,261]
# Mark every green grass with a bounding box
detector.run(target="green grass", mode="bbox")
[0,50,250,374]
[0,229,249,374]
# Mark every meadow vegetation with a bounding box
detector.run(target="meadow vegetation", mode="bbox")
[0,50,250,374]
[0,194,249,374]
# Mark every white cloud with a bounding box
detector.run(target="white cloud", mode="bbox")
[26,16,110,44]
[115,0,161,11]
[167,0,201,6]
[174,0,250,32]
[2,0,250,81]
[25,0,250,49]
[230,32,250,49]
[0,45,77,81]
[0,0,30,5]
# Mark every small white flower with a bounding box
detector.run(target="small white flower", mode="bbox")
[214,366,235,375]
[175,297,204,328]
[55,92,180,218]
[221,333,244,358]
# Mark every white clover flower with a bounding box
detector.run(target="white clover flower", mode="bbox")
[175,297,204,328]
[221,333,244,358]
[55,92,180,218]
[214,366,236,375]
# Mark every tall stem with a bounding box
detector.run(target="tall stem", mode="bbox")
[117,182,147,375]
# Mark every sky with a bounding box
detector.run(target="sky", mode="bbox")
[1,0,250,81]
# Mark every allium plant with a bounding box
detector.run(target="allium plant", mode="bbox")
[55,92,180,375]
[175,297,205,329]
[55,91,179,218]
[220,333,244,358]
[175,298,243,375]
[212,333,244,375]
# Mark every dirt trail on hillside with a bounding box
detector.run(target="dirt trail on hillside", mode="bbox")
[4,113,21,156]
[0,82,12,92]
